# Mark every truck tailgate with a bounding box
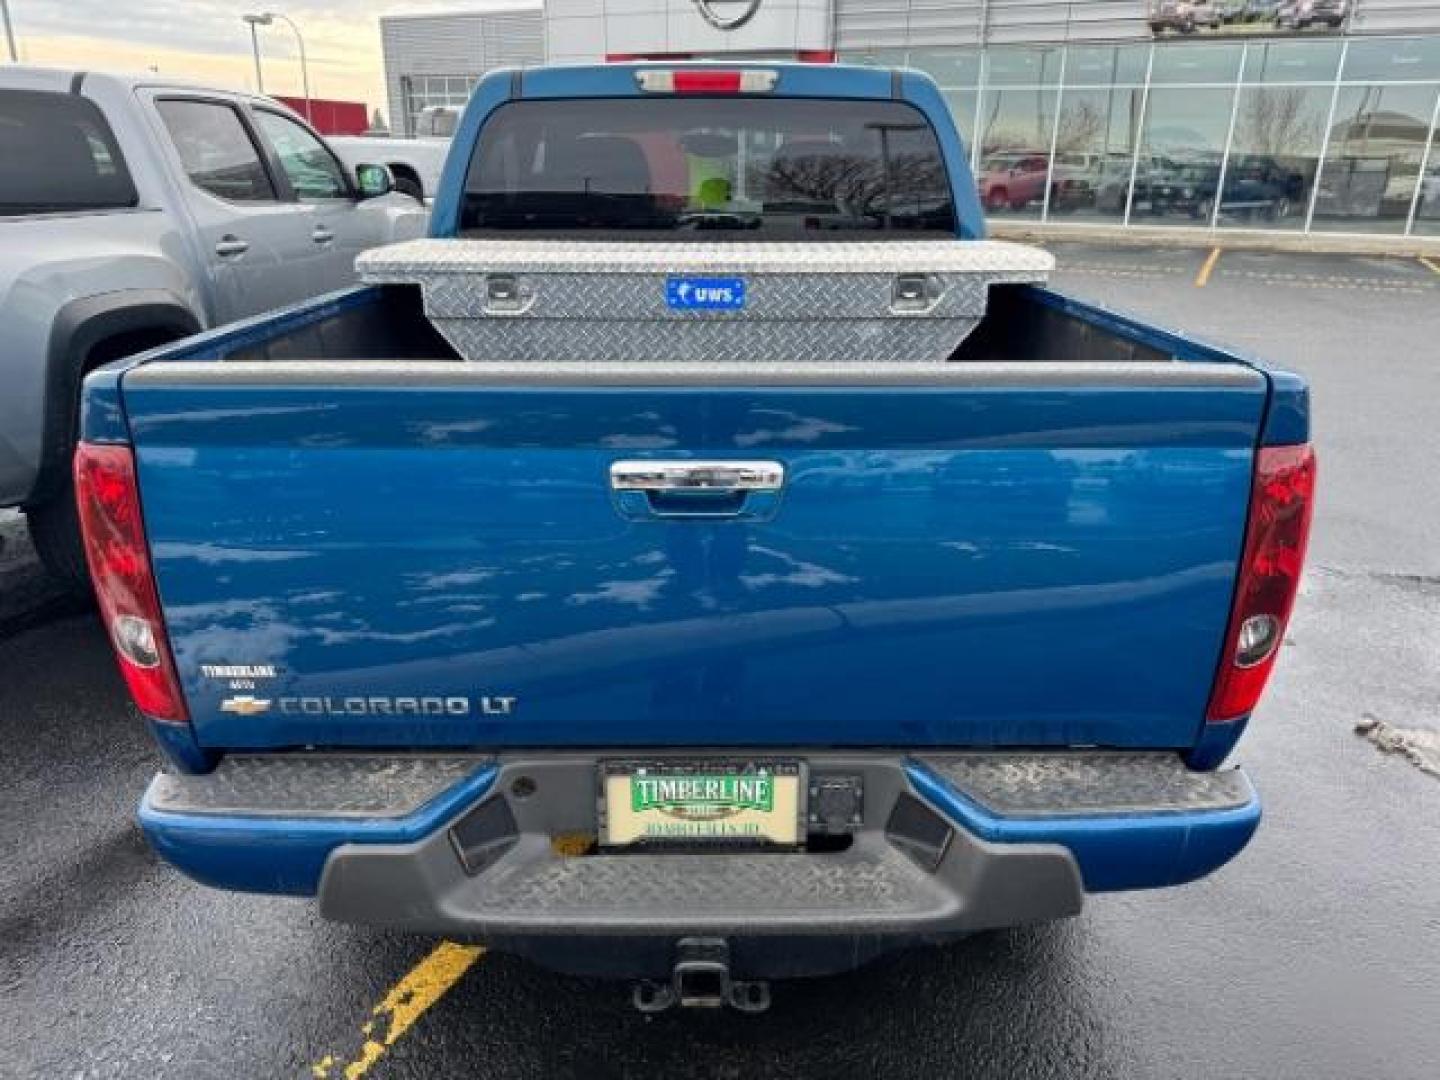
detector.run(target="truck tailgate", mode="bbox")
[120,361,1267,751]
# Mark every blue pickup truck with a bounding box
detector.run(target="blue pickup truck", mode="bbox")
[77,63,1313,1010]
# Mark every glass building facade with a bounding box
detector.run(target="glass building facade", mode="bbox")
[849,36,1440,236]
[380,9,544,138]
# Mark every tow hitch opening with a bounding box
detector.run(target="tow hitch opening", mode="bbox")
[631,938,772,1014]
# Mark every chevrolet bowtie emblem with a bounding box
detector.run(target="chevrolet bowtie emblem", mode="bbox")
[221,695,272,716]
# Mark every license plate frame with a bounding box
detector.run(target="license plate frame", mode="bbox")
[598,759,806,849]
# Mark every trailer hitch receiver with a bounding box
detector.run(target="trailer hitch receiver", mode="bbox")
[631,938,771,1014]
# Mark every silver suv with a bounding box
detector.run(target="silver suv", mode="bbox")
[1,67,426,585]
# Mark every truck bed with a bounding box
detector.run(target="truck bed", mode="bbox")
[196,282,1192,368]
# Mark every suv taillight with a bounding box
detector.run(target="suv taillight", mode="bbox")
[74,442,189,723]
[1206,443,1316,722]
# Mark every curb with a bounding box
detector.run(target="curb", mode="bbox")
[989,221,1440,258]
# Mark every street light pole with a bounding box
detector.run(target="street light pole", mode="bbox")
[268,12,311,121]
[2,0,20,64]
[242,13,267,93]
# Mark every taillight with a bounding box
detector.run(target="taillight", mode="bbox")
[1206,443,1316,722]
[74,443,189,723]
[635,69,778,94]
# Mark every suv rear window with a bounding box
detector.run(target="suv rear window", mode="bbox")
[460,97,956,239]
[0,89,138,215]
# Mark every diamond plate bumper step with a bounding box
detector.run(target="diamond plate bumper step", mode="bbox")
[915,751,1254,818]
[146,753,495,819]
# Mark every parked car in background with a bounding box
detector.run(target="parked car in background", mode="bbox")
[1278,0,1348,29]
[1419,172,1440,219]
[331,106,459,201]
[1049,150,1104,211]
[1092,154,1172,215]
[1248,0,1285,18]
[1092,156,1135,214]
[977,151,1050,210]
[1148,1,1222,33]
[0,66,427,586]
[1150,158,1301,221]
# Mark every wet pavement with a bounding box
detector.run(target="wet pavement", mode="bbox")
[0,511,90,638]
[2,247,1437,1079]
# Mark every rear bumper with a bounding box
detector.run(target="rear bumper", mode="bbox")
[141,750,1258,971]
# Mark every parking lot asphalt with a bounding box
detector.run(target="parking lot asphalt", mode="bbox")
[2,246,1438,1080]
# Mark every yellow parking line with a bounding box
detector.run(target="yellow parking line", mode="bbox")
[1195,247,1223,288]
[1419,256,1440,277]
[311,941,484,1079]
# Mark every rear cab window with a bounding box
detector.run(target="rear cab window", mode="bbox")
[460,97,957,239]
[0,88,138,216]
[156,99,276,203]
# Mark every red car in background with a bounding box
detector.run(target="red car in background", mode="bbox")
[978,151,1050,211]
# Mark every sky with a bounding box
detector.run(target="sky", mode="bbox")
[5,2,536,124]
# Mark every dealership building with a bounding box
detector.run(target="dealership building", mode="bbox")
[380,1,1440,238]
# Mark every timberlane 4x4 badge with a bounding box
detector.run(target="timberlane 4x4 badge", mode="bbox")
[692,0,762,31]
[631,774,774,821]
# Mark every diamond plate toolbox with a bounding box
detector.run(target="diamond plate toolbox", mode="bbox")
[357,239,1054,365]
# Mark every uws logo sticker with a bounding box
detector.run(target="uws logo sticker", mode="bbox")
[666,276,747,311]
[692,0,762,31]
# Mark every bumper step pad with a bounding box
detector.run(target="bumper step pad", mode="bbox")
[917,751,1253,817]
[468,840,942,923]
[147,753,494,818]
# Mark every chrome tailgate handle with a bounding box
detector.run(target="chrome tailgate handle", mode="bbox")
[610,461,785,493]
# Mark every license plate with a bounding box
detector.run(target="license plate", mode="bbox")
[600,760,803,847]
